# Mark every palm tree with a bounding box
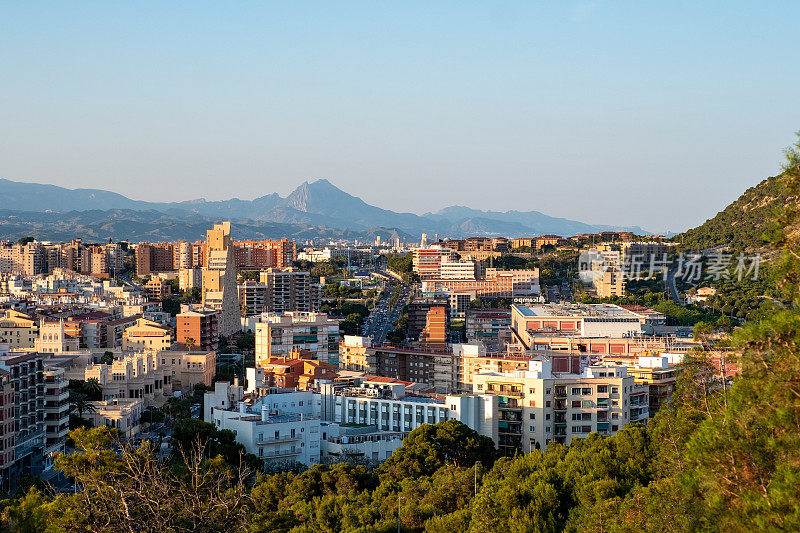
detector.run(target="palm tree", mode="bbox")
[70,392,96,419]
[84,377,103,401]
[185,337,196,351]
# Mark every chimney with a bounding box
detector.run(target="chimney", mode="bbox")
[233,376,239,388]
[239,401,246,414]
[261,404,269,422]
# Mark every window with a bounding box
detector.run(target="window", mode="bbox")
[612,387,619,394]
[597,385,607,393]
[529,413,535,420]
[571,387,581,395]
[572,400,581,408]
[530,426,535,432]
[545,401,551,407]
[545,413,551,420]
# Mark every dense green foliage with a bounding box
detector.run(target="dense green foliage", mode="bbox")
[675,170,796,252]
[386,253,413,274]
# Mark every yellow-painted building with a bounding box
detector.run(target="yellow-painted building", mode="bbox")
[122,318,173,352]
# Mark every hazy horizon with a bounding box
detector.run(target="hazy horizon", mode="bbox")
[2,2,799,234]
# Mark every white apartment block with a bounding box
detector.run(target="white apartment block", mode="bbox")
[205,378,499,467]
[439,257,478,280]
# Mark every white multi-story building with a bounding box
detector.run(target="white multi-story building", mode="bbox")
[439,257,478,280]
[205,378,499,467]
[472,360,648,454]
[254,312,340,366]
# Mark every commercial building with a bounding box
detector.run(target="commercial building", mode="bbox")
[412,246,457,280]
[439,257,479,280]
[510,303,667,340]
[422,268,540,299]
[135,242,176,276]
[254,312,340,366]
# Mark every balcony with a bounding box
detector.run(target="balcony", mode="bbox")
[256,435,300,444]
[554,400,567,411]
[261,448,301,459]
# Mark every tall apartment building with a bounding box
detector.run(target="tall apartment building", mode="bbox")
[0,242,45,276]
[42,367,69,469]
[260,267,317,313]
[419,306,448,350]
[176,307,219,352]
[179,267,203,291]
[472,360,648,454]
[255,312,340,366]
[202,222,239,337]
[135,242,176,276]
[0,369,15,490]
[0,352,46,482]
[238,281,269,316]
[408,296,451,341]
[234,239,296,269]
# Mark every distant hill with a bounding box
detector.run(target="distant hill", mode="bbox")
[675,171,798,251]
[0,177,648,239]
[0,208,411,243]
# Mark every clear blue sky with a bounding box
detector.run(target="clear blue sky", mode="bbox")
[1,1,798,233]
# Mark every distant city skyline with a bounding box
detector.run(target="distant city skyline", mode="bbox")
[2,2,799,234]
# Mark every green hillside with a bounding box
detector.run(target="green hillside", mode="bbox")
[676,170,798,251]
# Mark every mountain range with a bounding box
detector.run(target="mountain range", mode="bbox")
[0,177,647,242]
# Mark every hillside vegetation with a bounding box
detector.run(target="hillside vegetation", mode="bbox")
[676,170,798,251]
